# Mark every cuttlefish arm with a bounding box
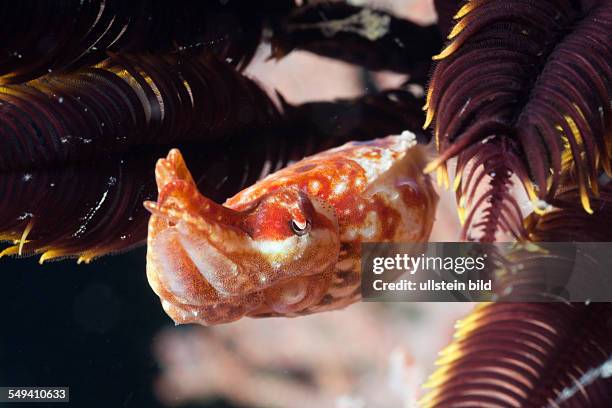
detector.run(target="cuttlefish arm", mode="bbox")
[145,132,438,325]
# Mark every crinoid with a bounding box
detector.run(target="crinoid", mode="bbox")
[417,1,612,406]
[424,0,611,241]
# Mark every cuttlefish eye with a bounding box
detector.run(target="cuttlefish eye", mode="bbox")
[290,219,311,236]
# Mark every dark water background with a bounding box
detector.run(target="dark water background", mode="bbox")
[0,248,237,408]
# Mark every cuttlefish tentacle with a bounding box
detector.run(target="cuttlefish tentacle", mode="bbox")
[146,132,438,325]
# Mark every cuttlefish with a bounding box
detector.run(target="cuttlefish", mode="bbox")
[144,131,438,325]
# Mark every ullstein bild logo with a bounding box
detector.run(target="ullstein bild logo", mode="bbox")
[361,242,612,302]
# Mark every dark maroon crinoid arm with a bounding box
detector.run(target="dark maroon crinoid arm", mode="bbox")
[422,302,612,407]
[0,54,281,171]
[0,0,296,84]
[423,178,612,407]
[424,0,611,241]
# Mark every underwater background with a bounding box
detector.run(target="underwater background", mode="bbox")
[0,249,188,407]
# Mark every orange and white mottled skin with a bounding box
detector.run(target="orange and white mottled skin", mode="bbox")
[145,132,438,325]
